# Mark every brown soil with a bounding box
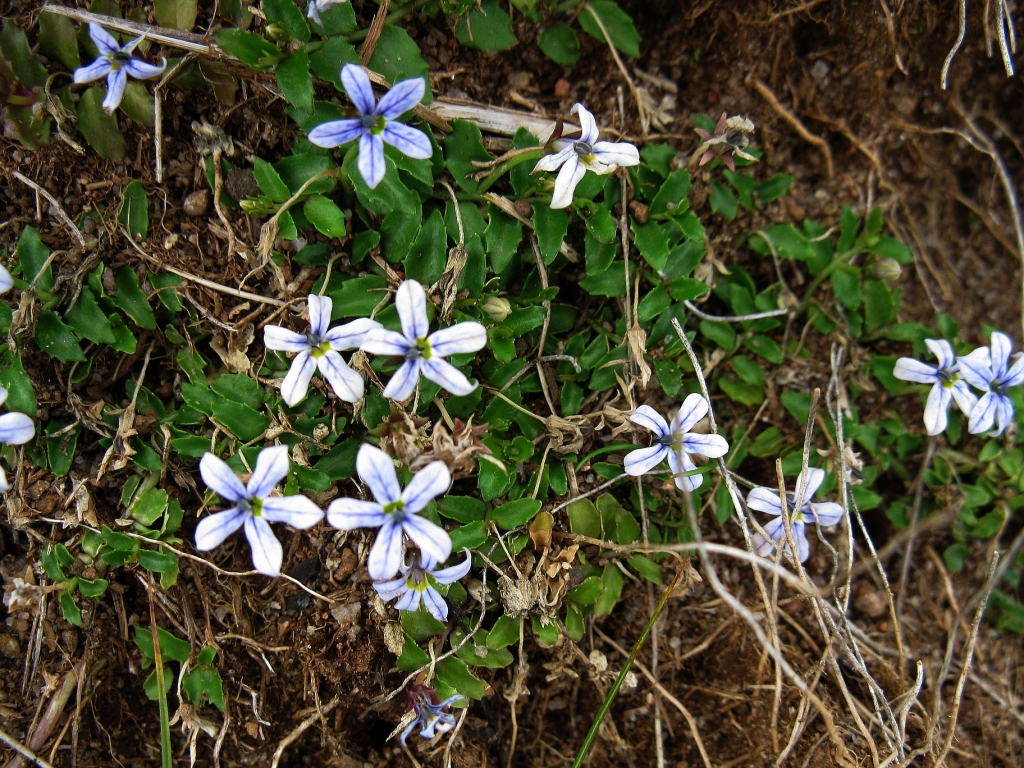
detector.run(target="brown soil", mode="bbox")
[2,1,1024,766]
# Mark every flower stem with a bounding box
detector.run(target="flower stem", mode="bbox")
[476,148,546,194]
[571,565,685,768]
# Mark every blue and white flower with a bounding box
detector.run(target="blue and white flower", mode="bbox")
[893,339,977,436]
[264,294,380,406]
[747,467,845,563]
[957,331,1024,436]
[532,103,640,209]
[623,396,730,491]
[306,0,347,26]
[401,686,465,746]
[195,445,324,577]
[0,386,35,493]
[73,23,166,114]
[360,280,487,402]
[326,444,452,580]
[307,63,431,189]
[373,550,471,622]
[0,265,13,295]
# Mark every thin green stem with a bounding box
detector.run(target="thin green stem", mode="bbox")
[147,571,173,768]
[571,566,684,768]
[476,149,546,194]
[798,248,861,311]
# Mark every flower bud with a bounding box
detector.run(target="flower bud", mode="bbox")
[481,296,512,322]
[871,258,902,282]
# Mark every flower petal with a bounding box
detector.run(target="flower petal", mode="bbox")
[373,575,409,601]
[318,351,363,403]
[957,348,994,390]
[592,141,641,168]
[892,358,938,385]
[550,156,586,209]
[421,358,477,396]
[923,383,952,436]
[991,331,1014,376]
[382,121,433,159]
[103,68,127,113]
[357,443,401,504]
[88,23,120,56]
[247,445,290,499]
[623,444,667,477]
[261,495,324,529]
[264,325,309,353]
[306,0,323,25]
[194,508,246,550]
[326,497,387,529]
[950,380,978,416]
[796,467,825,503]
[682,433,729,459]
[307,294,332,338]
[361,328,414,356]
[570,102,600,144]
[670,448,702,492]
[402,515,452,566]
[73,57,111,84]
[994,394,1015,436]
[421,586,449,622]
[199,453,247,502]
[401,460,451,513]
[358,131,386,189]
[427,322,487,357]
[280,350,317,407]
[968,392,998,434]
[808,502,845,526]
[325,317,382,350]
[925,338,956,371]
[394,586,421,612]
[431,549,473,583]
[382,359,422,401]
[630,405,669,437]
[308,118,364,148]
[1001,355,1024,388]
[532,146,574,174]
[377,76,426,119]
[123,57,167,80]
[0,265,12,295]
[0,466,10,493]
[0,387,7,407]
[340,63,376,115]
[396,280,429,341]
[674,393,710,433]
[0,412,33,445]
[746,486,784,516]
[367,520,405,579]
[244,516,283,576]
[794,521,810,562]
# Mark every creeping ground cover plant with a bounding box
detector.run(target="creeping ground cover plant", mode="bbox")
[5,1,1024,765]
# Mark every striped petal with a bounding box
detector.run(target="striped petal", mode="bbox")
[0,412,34,445]
[623,444,667,477]
[194,508,246,550]
[280,350,317,406]
[247,445,290,499]
[382,121,433,159]
[261,495,324,529]
[427,322,487,357]
[570,102,599,144]
[340,63,376,115]
[401,460,451,514]
[318,351,363,403]
[308,294,332,338]
[674,393,710,433]
[264,325,310,353]
[102,68,127,113]
[356,443,401,504]
[402,515,451,566]
[326,497,387,530]
[421,358,476,396]
[630,405,669,438]
[325,317,381,350]
[244,516,283,576]
[199,453,246,502]
[382,359,422,401]
[396,280,429,341]
[367,520,404,579]
[308,118,364,148]
[376,76,426,119]
[550,156,586,209]
[358,131,386,189]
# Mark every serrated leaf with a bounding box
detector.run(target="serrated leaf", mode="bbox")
[367,26,429,94]
[533,206,568,265]
[214,29,281,69]
[303,194,346,237]
[112,266,156,329]
[404,209,447,285]
[212,400,269,441]
[263,0,310,41]
[120,82,156,126]
[444,119,492,192]
[276,49,313,112]
[16,226,54,292]
[253,158,291,203]
[36,311,86,363]
[631,220,670,269]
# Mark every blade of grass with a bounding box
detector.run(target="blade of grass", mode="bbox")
[571,565,684,768]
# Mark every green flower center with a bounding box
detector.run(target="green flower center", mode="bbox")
[306,333,331,359]
[409,337,433,361]
[238,497,263,517]
[361,114,386,134]
[383,499,406,518]
[110,50,131,70]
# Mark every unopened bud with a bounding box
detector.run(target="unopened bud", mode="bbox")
[481,296,512,322]
[871,258,902,282]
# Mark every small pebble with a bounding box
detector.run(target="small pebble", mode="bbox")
[554,78,571,98]
[183,189,209,217]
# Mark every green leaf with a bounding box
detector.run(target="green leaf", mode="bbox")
[538,22,581,65]
[134,624,192,663]
[212,401,269,441]
[750,223,816,261]
[76,85,125,160]
[720,378,763,406]
[345,147,418,214]
[628,554,663,584]
[487,615,521,649]
[578,261,632,297]
[492,498,541,530]
[869,236,913,264]
[593,563,624,616]
[456,0,517,51]
[118,180,149,241]
[309,37,360,89]
[276,49,314,112]
[650,169,691,216]
[755,173,793,203]
[1,21,47,88]
[444,119,492,192]
[303,194,347,237]
[59,590,83,626]
[330,276,388,318]
[631,220,670,270]
[45,421,78,477]
[437,496,486,523]
[397,636,430,670]
[402,607,446,641]
[404,209,447,285]
[155,0,197,30]
[253,158,291,203]
[367,26,429,94]
[565,575,604,606]
[380,210,422,259]
[0,350,36,418]
[566,498,601,539]
[263,0,310,41]
[119,82,156,126]
[577,0,641,58]
[182,665,226,711]
[435,657,486,700]
[275,152,337,194]
[565,603,585,641]
[533,207,568,265]
[449,520,488,550]
[317,2,357,35]
[484,204,523,273]
[667,277,710,302]
[131,488,170,526]
[709,178,738,219]
[77,577,108,598]
[113,266,157,329]
[699,320,736,351]
[36,311,86,363]
[138,549,177,573]
[211,373,262,407]
[744,334,783,364]
[214,29,281,69]
[16,226,54,292]
[39,12,81,69]
[863,278,896,332]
